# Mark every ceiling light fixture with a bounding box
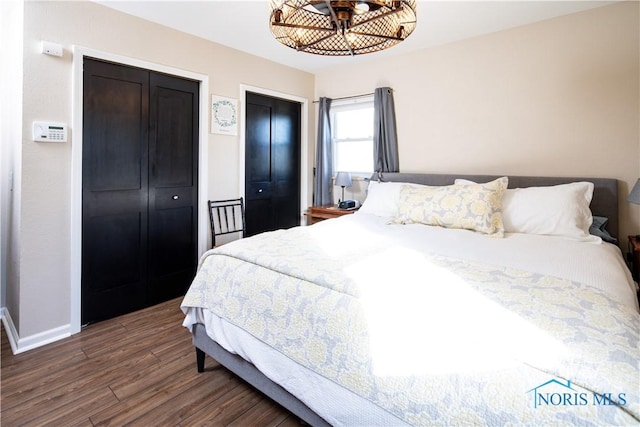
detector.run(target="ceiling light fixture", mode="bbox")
[269,1,417,56]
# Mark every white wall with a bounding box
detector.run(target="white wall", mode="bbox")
[316,2,640,240]
[7,0,314,350]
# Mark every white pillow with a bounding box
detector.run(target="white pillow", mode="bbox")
[455,179,597,241]
[358,181,424,217]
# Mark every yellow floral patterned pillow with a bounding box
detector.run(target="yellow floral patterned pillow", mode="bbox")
[392,177,508,237]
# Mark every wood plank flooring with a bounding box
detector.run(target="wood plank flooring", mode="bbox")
[1,298,304,426]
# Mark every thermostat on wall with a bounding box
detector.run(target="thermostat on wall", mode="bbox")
[33,121,67,142]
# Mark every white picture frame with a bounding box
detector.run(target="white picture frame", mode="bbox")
[211,95,238,135]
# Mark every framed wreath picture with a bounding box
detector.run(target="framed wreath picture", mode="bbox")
[211,95,238,135]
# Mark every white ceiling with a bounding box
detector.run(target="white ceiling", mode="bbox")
[96,1,615,73]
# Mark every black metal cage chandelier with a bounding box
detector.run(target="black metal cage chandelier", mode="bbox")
[269,0,417,56]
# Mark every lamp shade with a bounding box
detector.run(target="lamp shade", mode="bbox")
[628,179,640,204]
[335,171,352,188]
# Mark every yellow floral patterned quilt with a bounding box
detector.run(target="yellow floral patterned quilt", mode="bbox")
[182,222,639,426]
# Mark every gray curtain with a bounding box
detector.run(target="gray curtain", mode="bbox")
[373,87,400,173]
[313,97,333,206]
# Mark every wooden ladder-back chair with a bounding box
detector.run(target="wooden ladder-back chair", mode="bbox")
[208,198,246,247]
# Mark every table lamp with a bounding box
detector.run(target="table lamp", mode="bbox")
[628,179,640,205]
[335,171,352,203]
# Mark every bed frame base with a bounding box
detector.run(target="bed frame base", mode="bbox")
[192,323,331,427]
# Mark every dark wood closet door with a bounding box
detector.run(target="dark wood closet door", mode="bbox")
[245,92,301,236]
[82,59,150,323]
[148,72,199,304]
[82,59,199,325]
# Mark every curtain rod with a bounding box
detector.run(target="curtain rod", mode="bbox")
[312,92,374,103]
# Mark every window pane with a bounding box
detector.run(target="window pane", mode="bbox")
[334,107,374,140]
[330,97,374,174]
[335,140,373,173]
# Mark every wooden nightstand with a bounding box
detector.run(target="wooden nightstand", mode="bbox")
[304,205,356,225]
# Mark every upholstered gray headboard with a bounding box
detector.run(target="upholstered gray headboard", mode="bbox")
[371,172,619,240]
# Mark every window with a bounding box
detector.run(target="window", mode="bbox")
[330,95,374,175]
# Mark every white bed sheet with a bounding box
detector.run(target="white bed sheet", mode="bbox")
[348,212,638,312]
[183,213,638,426]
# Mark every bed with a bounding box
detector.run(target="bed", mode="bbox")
[181,173,639,426]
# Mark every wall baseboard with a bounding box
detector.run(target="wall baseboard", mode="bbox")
[1,307,19,354]
[1,307,70,354]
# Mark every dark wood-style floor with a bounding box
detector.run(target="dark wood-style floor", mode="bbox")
[1,298,304,426]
